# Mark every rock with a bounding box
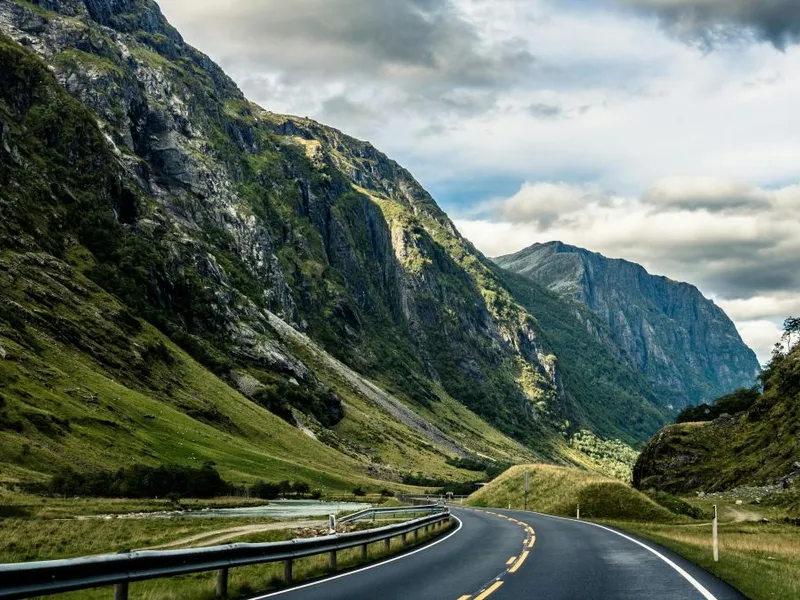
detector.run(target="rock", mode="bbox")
[735,500,743,505]
[0,344,5,360]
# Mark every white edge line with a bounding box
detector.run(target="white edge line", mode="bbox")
[250,516,464,599]
[514,510,719,600]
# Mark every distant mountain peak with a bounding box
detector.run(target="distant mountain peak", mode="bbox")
[496,241,759,408]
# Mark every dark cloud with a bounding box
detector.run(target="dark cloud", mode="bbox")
[529,103,563,120]
[619,0,800,49]
[641,179,774,213]
[167,0,534,109]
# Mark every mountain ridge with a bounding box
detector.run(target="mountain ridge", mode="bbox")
[495,241,759,409]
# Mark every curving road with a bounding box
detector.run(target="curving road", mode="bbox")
[250,507,748,600]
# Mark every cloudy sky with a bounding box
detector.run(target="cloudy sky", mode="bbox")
[157,0,800,363]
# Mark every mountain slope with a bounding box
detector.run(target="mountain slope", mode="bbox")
[0,0,570,455]
[495,242,759,409]
[494,267,667,444]
[633,343,800,494]
[0,26,536,487]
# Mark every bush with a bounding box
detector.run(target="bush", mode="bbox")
[352,487,366,497]
[250,481,281,499]
[646,491,706,519]
[35,462,228,499]
[676,387,760,423]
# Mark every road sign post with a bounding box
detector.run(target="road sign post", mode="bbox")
[329,514,336,535]
[523,471,529,511]
[712,505,719,562]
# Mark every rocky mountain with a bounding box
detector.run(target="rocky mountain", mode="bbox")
[0,0,751,487]
[633,342,800,495]
[495,242,759,409]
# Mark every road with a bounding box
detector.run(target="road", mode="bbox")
[250,507,749,600]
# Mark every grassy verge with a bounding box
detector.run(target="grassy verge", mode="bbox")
[0,516,278,563]
[26,519,454,599]
[607,519,799,600]
[467,464,675,521]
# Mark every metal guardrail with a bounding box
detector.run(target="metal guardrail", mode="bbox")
[0,511,451,600]
[338,503,445,524]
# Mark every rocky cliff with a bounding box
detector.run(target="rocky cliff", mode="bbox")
[495,242,759,409]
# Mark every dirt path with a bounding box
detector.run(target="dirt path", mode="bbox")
[144,519,325,549]
[726,507,763,522]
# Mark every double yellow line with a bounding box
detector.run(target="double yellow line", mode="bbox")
[458,512,536,600]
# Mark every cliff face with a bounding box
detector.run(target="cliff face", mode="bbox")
[496,242,760,409]
[0,0,570,456]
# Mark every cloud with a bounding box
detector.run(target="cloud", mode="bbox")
[454,179,800,301]
[529,103,564,120]
[641,177,774,213]
[496,182,611,228]
[728,319,784,365]
[159,0,534,123]
[619,0,800,49]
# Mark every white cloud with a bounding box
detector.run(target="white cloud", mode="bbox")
[455,177,800,362]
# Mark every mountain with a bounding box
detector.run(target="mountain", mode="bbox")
[495,242,759,409]
[633,343,800,494]
[0,0,750,488]
[0,0,560,487]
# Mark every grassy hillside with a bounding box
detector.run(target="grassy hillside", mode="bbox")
[634,342,800,494]
[0,27,541,488]
[467,464,674,522]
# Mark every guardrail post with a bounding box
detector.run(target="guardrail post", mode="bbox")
[114,582,128,600]
[414,528,419,541]
[361,543,368,560]
[216,567,228,598]
[384,537,391,552]
[114,549,129,600]
[329,550,337,572]
[284,559,293,585]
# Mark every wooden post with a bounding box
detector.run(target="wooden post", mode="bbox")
[216,568,228,598]
[712,505,719,562]
[284,559,293,584]
[384,537,391,552]
[361,543,368,560]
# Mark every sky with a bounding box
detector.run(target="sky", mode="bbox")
[157,0,800,364]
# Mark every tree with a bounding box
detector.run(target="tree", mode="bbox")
[352,486,366,497]
[292,481,310,497]
[783,316,800,350]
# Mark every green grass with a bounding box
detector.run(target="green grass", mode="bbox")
[12,519,454,599]
[467,464,675,522]
[610,520,799,600]
[0,516,281,563]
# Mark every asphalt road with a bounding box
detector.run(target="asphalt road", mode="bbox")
[250,507,749,600]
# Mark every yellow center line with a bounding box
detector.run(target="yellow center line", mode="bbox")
[474,581,504,600]
[527,536,535,548]
[457,595,471,600]
[509,550,530,573]
[506,555,517,565]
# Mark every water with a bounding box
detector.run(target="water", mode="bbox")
[178,500,372,519]
[84,499,373,520]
